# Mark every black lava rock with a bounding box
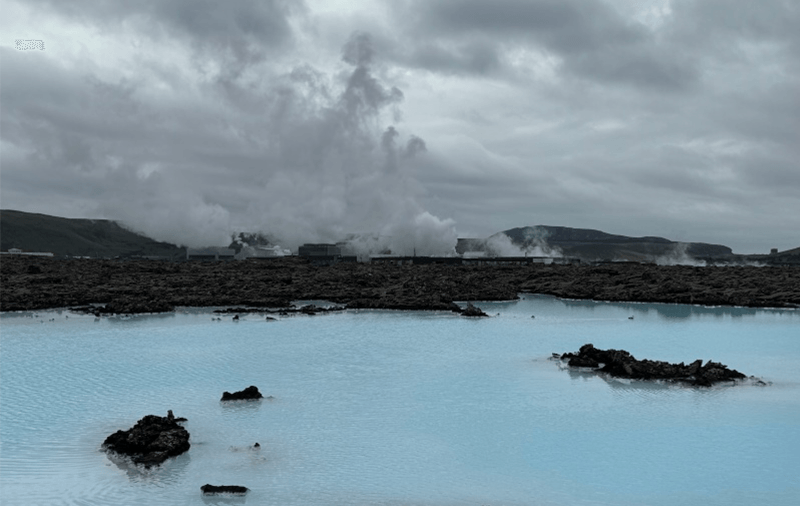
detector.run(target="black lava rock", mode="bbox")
[461,302,489,317]
[221,385,263,401]
[559,343,748,387]
[201,484,249,495]
[103,411,190,467]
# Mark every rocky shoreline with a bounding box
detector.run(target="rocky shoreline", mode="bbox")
[1,256,798,313]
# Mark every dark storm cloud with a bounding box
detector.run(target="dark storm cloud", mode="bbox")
[668,0,800,48]
[391,0,697,90]
[381,0,799,250]
[403,40,503,76]
[3,0,799,254]
[21,0,302,82]
[416,0,640,50]
[1,21,456,252]
[23,0,299,45]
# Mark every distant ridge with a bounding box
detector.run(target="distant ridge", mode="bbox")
[458,225,733,262]
[2,210,796,264]
[0,210,184,258]
[507,225,734,260]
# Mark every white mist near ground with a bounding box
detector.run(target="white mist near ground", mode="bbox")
[482,229,563,257]
[519,226,564,257]
[233,244,290,260]
[384,211,458,256]
[117,200,235,251]
[655,243,707,266]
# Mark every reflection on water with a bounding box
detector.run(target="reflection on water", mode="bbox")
[559,354,770,387]
[1,298,799,506]
[556,296,790,320]
[201,493,248,506]
[105,311,177,324]
[105,450,192,486]
[219,399,265,414]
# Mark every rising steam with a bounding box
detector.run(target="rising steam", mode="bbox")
[233,32,456,255]
[480,227,563,258]
[84,31,459,255]
[654,243,706,266]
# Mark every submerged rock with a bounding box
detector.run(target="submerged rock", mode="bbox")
[221,385,263,401]
[102,411,190,467]
[559,343,748,386]
[201,484,249,495]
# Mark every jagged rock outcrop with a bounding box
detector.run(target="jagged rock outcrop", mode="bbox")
[221,385,263,401]
[102,411,190,467]
[559,343,748,386]
[461,302,489,317]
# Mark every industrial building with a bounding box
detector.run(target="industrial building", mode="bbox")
[298,244,342,257]
[298,243,357,265]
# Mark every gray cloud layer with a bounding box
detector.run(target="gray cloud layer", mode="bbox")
[2,0,798,253]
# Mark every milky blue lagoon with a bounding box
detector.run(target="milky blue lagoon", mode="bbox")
[1,295,798,505]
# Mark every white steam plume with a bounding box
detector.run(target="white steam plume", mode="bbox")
[233,32,456,255]
[481,227,563,257]
[655,243,706,266]
[55,30,460,253]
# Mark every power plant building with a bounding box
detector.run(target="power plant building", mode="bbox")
[298,244,341,257]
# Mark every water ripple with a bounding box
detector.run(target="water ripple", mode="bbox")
[1,307,799,505]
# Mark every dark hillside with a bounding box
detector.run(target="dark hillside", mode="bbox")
[500,225,732,261]
[0,210,184,258]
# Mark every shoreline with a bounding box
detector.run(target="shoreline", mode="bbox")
[2,256,798,314]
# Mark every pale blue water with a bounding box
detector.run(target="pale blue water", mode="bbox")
[1,295,798,505]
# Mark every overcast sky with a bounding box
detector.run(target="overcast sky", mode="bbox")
[2,0,798,254]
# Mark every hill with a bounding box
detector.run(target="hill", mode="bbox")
[458,225,733,263]
[0,210,184,258]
